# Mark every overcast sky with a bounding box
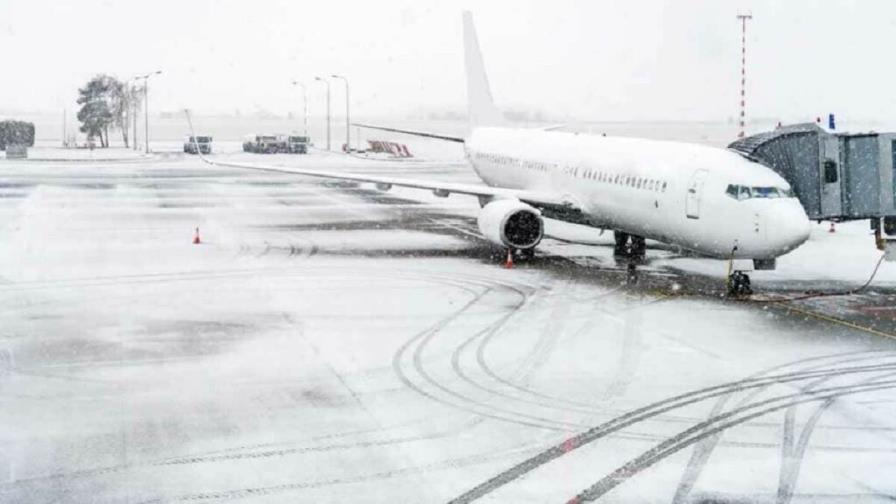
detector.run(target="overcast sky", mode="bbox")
[2,0,895,122]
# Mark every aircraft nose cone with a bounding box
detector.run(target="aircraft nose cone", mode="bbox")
[765,202,811,254]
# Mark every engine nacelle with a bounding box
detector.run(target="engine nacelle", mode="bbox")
[477,199,544,249]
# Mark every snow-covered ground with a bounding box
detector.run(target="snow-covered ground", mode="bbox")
[1,150,895,503]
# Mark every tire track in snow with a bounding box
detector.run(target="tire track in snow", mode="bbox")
[393,275,584,431]
[448,282,635,421]
[564,378,896,503]
[670,350,896,504]
[445,357,896,503]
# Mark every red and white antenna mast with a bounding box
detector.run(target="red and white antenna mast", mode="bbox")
[737,12,752,138]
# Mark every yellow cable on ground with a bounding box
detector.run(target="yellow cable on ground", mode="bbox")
[723,252,895,341]
[747,253,886,303]
[772,301,896,342]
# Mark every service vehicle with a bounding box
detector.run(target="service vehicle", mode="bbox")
[184,135,212,154]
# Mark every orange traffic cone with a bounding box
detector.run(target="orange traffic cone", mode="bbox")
[503,248,514,269]
[828,221,836,233]
[193,227,201,244]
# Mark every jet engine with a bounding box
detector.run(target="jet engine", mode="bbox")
[477,199,544,249]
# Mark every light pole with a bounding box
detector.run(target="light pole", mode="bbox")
[736,13,752,139]
[133,91,139,151]
[315,76,331,150]
[331,74,349,152]
[291,80,308,138]
[135,70,162,152]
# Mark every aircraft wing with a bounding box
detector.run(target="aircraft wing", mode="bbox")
[352,123,465,143]
[194,155,582,212]
[184,111,582,214]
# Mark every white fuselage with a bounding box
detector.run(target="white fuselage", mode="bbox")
[464,127,811,259]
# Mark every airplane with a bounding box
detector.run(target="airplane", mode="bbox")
[187,11,811,294]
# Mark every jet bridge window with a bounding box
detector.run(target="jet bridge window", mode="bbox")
[823,159,838,184]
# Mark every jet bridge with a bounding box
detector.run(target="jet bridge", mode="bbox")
[729,123,896,259]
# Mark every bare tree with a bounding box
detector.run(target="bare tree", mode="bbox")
[111,80,142,148]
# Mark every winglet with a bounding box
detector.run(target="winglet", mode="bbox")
[463,11,502,128]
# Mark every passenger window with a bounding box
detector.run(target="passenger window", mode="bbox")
[824,159,838,183]
[661,181,667,192]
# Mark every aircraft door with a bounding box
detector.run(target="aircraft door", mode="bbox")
[685,169,709,219]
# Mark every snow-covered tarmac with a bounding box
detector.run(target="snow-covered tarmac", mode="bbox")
[1,149,896,503]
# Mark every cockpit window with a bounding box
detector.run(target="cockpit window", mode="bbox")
[725,184,793,200]
[751,187,779,198]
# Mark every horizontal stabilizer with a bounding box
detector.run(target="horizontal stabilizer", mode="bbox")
[352,123,464,143]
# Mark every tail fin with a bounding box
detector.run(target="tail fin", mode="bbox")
[463,11,502,127]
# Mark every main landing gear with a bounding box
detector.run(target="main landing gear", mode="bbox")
[614,231,646,258]
[614,231,645,285]
[517,247,535,260]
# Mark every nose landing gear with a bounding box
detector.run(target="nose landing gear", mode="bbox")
[728,270,752,296]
